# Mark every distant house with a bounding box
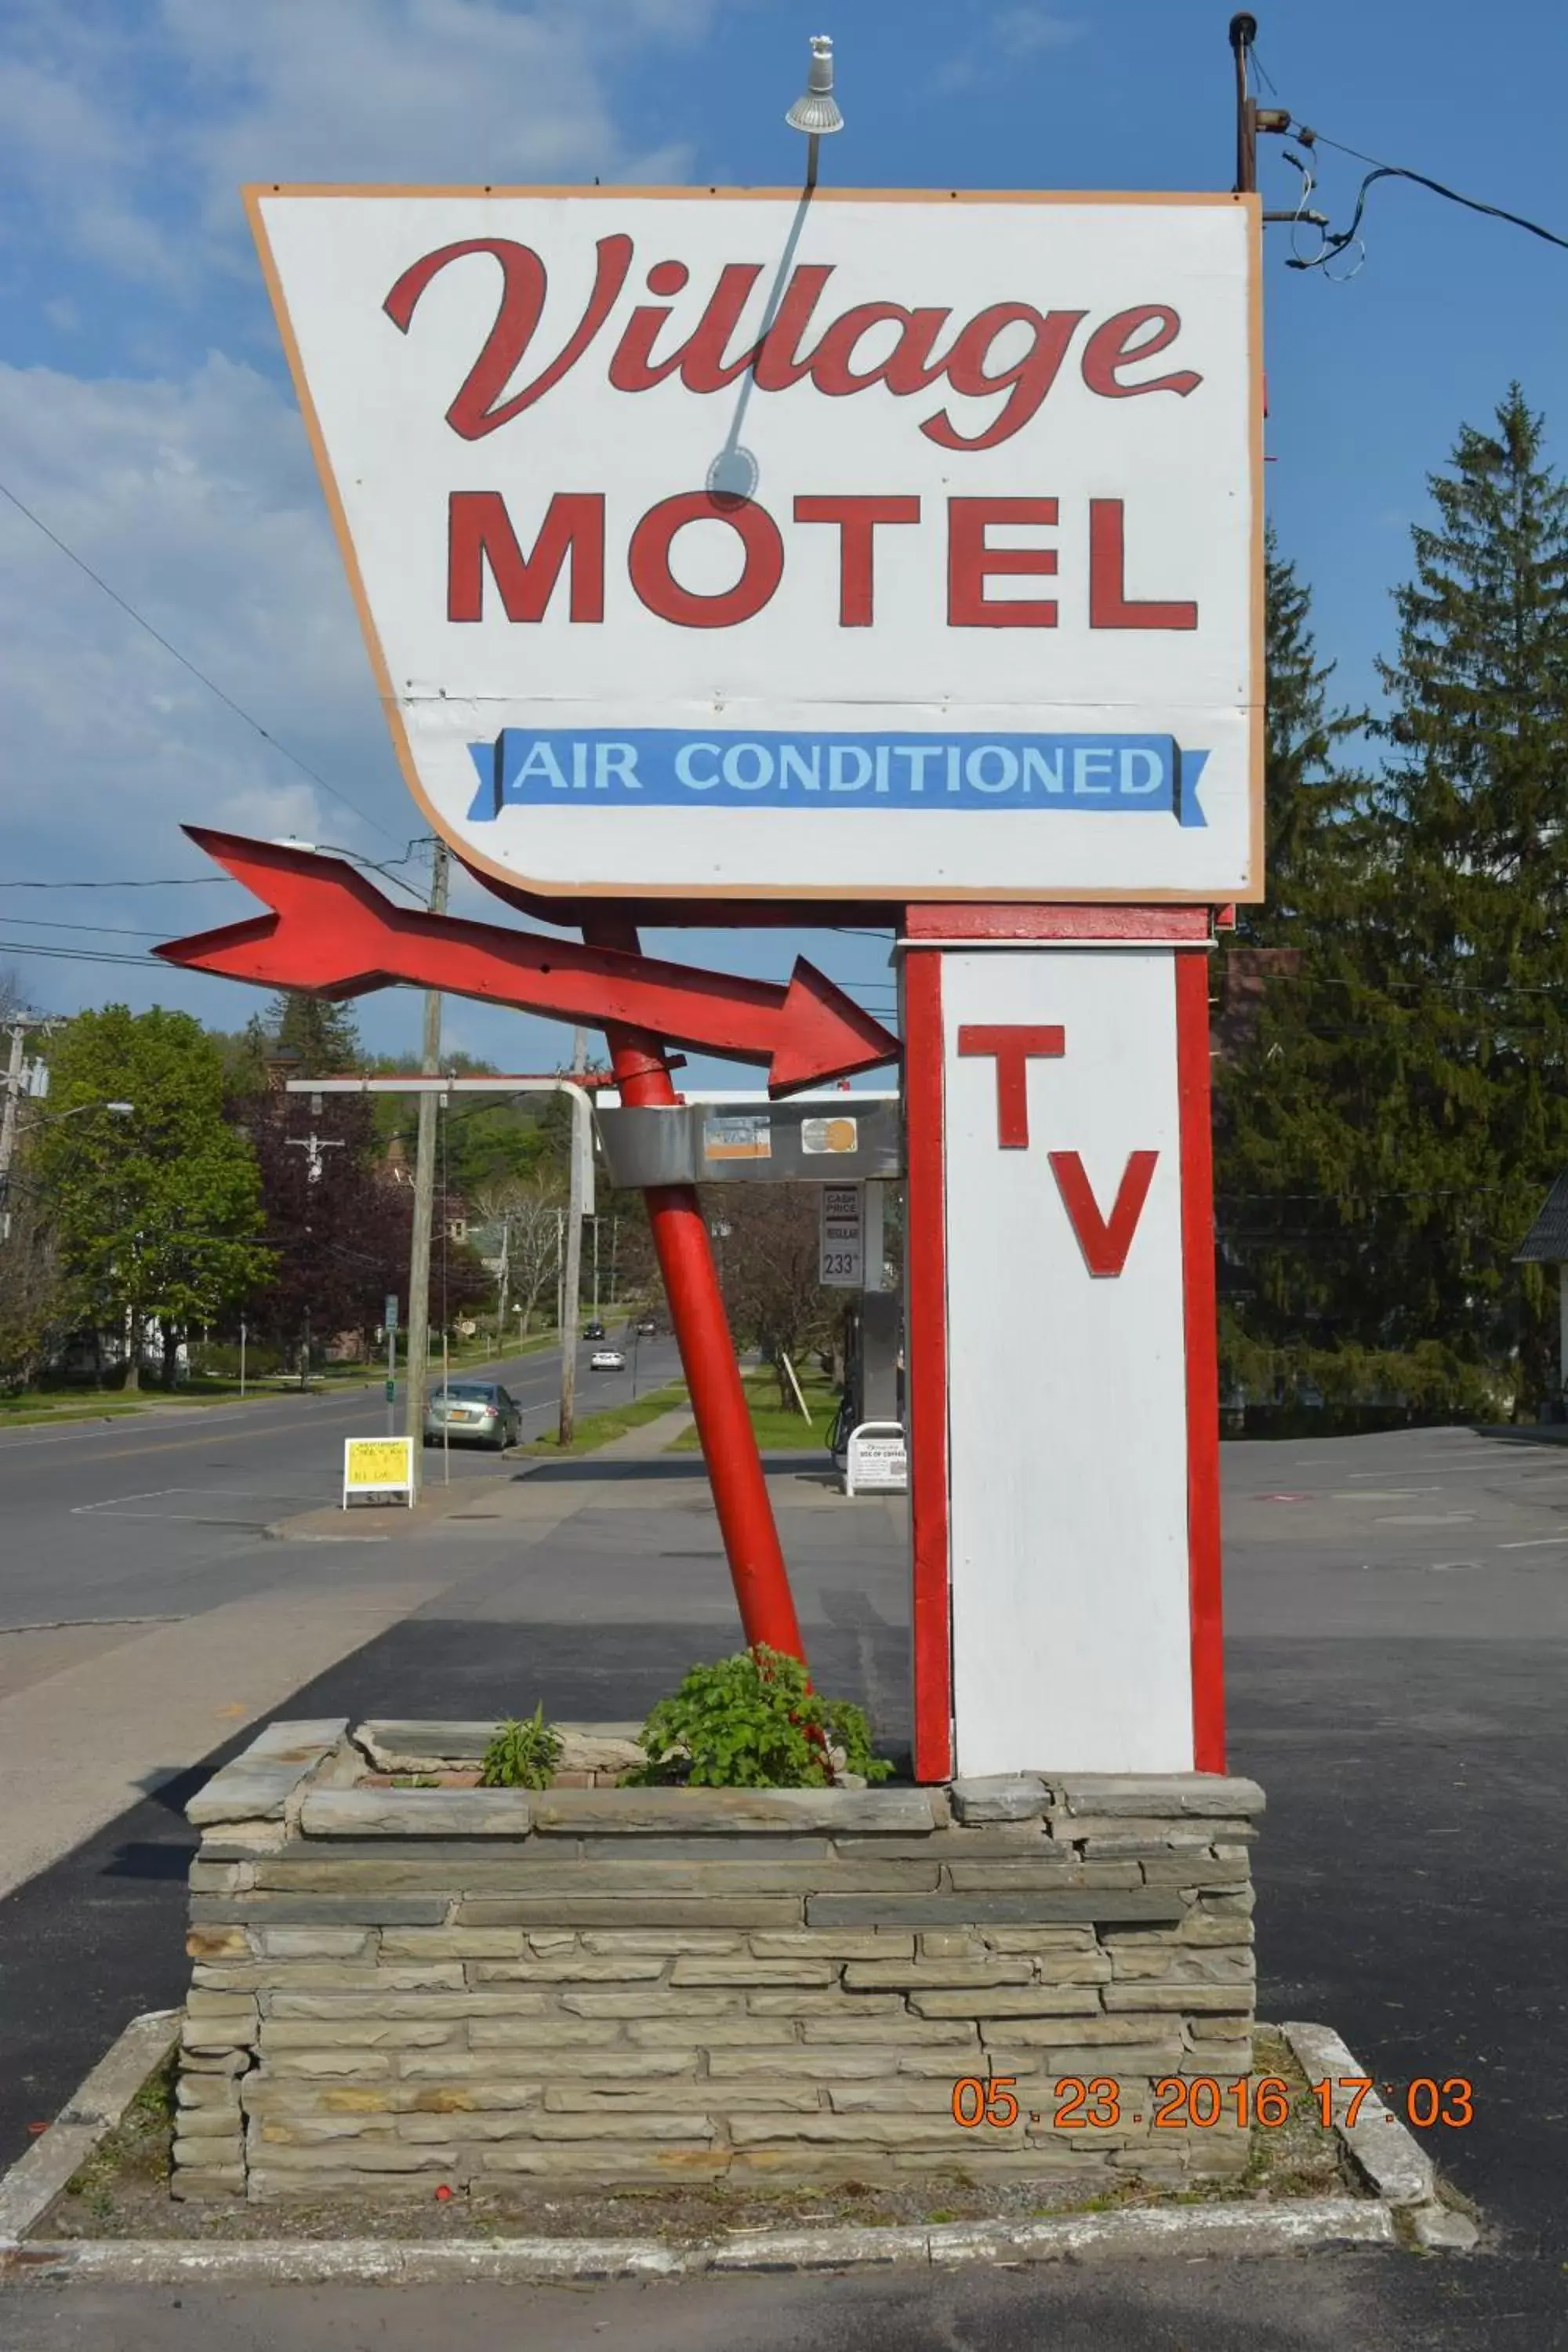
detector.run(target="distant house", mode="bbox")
[1516,1174,1568,1406]
[1210,946,1301,1064]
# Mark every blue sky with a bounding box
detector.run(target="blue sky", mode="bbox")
[2,0,1565,1081]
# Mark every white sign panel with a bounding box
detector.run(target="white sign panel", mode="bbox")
[343,1436,415,1509]
[820,1183,865,1288]
[942,947,1193,1773]
[251,189,1261,903]
[845,1423,909,1497]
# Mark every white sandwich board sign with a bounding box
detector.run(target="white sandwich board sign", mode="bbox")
[249,188,1261,905]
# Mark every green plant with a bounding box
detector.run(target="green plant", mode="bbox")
[822,1695,885,1783]
[630,1646,892,1789]
[478,1704,563,1790]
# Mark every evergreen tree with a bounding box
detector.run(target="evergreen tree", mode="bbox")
[1214,536,1379,1400]
[267,991,364,1073]
[1362,385,1568,1403]
[1238,525,1367,942]
[1218,390,1568,1417]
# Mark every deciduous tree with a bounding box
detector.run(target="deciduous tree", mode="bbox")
[36,1007,271,1389]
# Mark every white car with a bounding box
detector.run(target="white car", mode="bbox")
[590,1348,626,1370]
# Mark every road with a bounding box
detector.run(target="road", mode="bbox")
[3,1416,1568,2345]
[0,1324,683,1630]
[0,1323,684,1911]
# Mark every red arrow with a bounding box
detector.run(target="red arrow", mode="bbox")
[154,829,900,1096]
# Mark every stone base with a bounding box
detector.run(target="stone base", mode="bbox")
[176,1726,1262,2201]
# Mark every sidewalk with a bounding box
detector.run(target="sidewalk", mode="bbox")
[266,1403,701,1542]
[0,1406,697,1906]
[0,1417,909,2183]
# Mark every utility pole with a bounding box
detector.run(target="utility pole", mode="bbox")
[557,1025,587,1446]
[403,839,449,1488]
[495,1210,511,1350]
[1227,15,1290,198]
[0,1014,45,1240]
[284,1131,343,1185]
[1229,13,1258,194]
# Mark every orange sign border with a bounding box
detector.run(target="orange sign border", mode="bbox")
[245,183,1265,906]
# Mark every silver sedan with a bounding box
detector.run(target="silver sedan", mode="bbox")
[423,1381,521,1450]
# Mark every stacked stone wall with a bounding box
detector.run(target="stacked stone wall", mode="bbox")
[176,1721,1263,2201]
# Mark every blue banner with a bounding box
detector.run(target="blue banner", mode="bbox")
[466,729,1210,828]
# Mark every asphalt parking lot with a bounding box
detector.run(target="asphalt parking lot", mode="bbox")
[4,1418,1568,2344]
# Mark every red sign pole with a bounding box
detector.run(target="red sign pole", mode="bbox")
[581,909,808,1667]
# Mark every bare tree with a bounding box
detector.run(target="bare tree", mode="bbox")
[708,1186,839,1406]
[472,1173,567,1340]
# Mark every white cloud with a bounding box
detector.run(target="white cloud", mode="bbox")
[931,5,1083,96]
[993,7,1083,57]
[0,0,739,1054]
[0,0,714,293]
[0,351,401,893]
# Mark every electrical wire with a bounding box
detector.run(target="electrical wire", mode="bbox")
[0,473,401,845]
[0,939,163,968]
[0,916,172,939]
[1285,126,1568,270]
[0,874,226,891]
[1218,1184,1513,1205]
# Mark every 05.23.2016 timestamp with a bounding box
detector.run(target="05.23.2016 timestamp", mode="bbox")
[949,2074,1475,2131]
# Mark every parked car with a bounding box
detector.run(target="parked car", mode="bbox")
[636,1319,658,1337]
[590,1348,626,1371]
[584,1321,606,1341]
[423,1381,521,1450]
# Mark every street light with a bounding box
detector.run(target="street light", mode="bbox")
[786,34,844,191]
[0,1099,134,1242]
[36,1098,134,1124]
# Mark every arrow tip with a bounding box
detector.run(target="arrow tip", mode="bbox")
[768,962,900,1097]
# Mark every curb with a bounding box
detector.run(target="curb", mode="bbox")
[260,1526,390,1544]
[3,2200,1393,2285]
[0,2013,1476,2286]
[1279,2020,1479,2252]
[0,2011,180,2246]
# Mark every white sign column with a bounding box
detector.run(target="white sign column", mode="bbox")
[902,913,1223,1781]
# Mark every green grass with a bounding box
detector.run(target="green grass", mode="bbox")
[669,1366,838,1454]
[521,1380,690,1456]
[0,1330,568,1427]
[0,1399,145,1427]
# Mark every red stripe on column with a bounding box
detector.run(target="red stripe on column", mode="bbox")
[1175,948,1225,1770]
[903,947,953,1783]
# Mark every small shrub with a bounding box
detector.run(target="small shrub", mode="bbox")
[822,1695,884,1783]
[479,1704,563,1790]
[630,1646,892,1788]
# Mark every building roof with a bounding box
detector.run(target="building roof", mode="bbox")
[1516,1171,1568,1262]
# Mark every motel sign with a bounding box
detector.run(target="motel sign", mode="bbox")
[165,182,1261,1780]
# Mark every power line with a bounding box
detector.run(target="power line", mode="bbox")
[0,473,401,846]
[0,916,171,939]
[0,940,162,969]
[0,875,227,891]
[1,840,432,912]
[1286,125,1568,270]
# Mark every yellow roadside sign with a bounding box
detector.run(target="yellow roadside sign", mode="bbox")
[343,1436,414,1508]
